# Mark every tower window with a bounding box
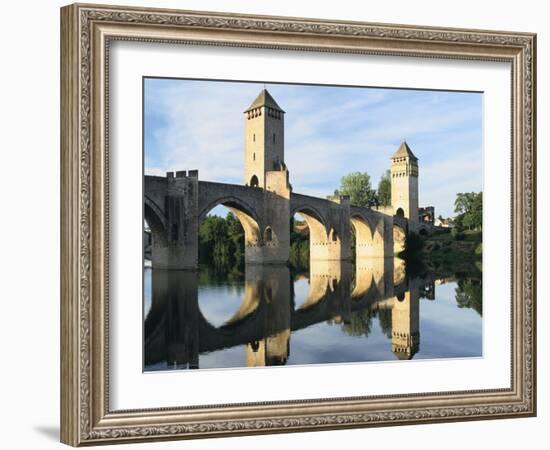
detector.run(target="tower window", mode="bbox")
[253,152,255,161]
[253,133,255,142]
[273,133,276,143]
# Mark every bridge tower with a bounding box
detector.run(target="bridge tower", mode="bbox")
[243,89,291,264]
[245,265,291,366]
[390,141,419,222]
[244,89,286,189]
[391,286,420,360]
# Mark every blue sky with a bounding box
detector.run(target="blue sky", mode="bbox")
[144,78,482,217]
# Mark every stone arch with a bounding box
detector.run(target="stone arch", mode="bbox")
[351,262,382,301]
[350,213,385,259]
[393,257,406,287]
[249,175,259,187]
[291,206,329,260]
[396,207,405,218]
[199,196,262,249]
[298,260,343,310]
[198,267,292,351]
[144,195,168,250]
[393,223,406,254]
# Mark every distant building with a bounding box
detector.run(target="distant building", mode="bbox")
[434,217,453,228]
[418,206,435,225]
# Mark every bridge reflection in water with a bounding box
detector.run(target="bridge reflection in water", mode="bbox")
[144,258,447,370]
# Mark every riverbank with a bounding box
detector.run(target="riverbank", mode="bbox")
[405,229,482,276]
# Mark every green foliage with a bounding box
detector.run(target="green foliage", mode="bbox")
[405,232,425,253]
[475,242,483,256]
[455,278,482,316]
[451,228,465,241]
[454,192,482,231]
[377,170,391,206]
[340,308,375,337]
[289,217,310,271]
[338,306,393,339]
[198,263,244,285]
[199,212,244,270]
[336,171,377,207]
[377,308,393,339]
[200,213,313,272]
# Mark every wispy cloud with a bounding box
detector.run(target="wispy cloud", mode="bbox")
[144,79,482,217]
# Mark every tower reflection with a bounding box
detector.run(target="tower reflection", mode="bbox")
[144,258,437,370]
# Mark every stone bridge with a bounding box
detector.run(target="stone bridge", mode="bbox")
[144,89,437,269]
[144,172,429,270]
[144,259,434,368]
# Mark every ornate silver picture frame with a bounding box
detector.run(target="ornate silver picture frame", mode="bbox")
[60,3,536,446]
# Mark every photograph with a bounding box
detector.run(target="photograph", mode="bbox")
[142,79,483,371]
[56,2,537,445]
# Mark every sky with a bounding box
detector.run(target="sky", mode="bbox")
[144,78,482,218]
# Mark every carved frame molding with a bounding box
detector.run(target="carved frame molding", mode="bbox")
[60,3,536,446]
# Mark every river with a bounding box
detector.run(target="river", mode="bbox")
[143,257,482,371]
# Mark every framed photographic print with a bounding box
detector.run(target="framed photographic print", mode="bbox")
[60,3,537,446]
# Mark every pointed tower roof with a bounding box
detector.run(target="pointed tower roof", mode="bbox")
[393,349,417,360]
[244,89,285,113]
[391,141,418,161]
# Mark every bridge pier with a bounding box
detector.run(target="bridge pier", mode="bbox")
[304,260,349,309]
[354,257,395,299]
[244,265,291,366]
[245,169,291,265]
[146,270,200,368]
[148,172,200,270]
[309,195,352,262]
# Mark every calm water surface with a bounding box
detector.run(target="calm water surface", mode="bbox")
[144,259,482,371]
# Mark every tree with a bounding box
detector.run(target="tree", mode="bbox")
[377,170,391,206]
[377,308,393,339]
[198,212,244,269]
[340,308,376,337]
[336,172,377,207]
[454,192,482,231]
[455,278,482,316]
[289,217,310,271]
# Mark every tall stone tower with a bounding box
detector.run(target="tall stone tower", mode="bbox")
[390,141,419,222]
[243,89,291,264]
[391,289,420,360]
[244,89,285,189]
